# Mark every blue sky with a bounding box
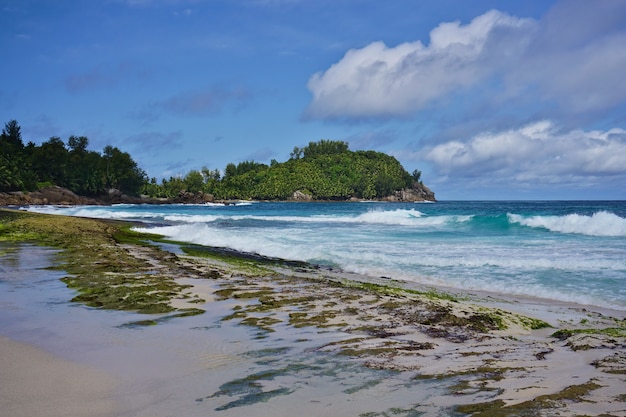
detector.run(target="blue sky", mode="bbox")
[2,0,625,200]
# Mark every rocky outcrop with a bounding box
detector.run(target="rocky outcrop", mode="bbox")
[383,183,436,202]
[1,183,436,206]
[289,190,313,202]
[0,186,100,206]
[171,191,215,204]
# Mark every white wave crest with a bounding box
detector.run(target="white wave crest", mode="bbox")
[163,209,472,227]
[163,214,222,223]
[508,211,626,237]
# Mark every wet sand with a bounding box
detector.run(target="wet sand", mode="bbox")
[0,336,117,417]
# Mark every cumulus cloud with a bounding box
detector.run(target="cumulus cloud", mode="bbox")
[304,1,626,121]
[424,121,626,187]
[304,10,534,120]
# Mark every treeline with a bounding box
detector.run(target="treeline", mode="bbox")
[0,120,145,195]
[1,119,424,201]
[142,139,422,200]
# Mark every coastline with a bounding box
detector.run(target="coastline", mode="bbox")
[1,209,625,416]
[0,183,436,207]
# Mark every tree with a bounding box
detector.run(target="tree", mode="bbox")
[302,139,349,159]
[65,136,104,195]
[201,167,221,194]
[184,170,204,194]
[102,145,146,195]
[31,137,69,186]
[289,146,303,160]
[224,163,237,179]
[0,120,28,191]
[1,120,24,153]
[411,169,422,183]
[67,135,88,154]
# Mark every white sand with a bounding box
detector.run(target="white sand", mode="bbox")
[0,336,118,417]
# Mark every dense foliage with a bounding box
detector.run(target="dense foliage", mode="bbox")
[143,139,418,200]
[0,120,146,195]
[1,120,422,201]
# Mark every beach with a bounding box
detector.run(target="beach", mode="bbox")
[1,208,625,416]
[0,336,117,417]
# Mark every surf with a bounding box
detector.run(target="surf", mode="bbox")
[508,211,626,237]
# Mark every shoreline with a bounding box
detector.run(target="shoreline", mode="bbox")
[1,209,625,416]
[0,184,436,207]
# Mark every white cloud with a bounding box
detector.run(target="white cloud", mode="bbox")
[424,121,626,187]
[304,10,534,120]
[305,1,626,121]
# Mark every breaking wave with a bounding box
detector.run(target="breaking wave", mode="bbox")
[161,209,472,227]
[508,211,626,237]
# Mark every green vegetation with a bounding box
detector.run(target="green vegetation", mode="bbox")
[211,140,415,200]
[454,381,602,416]
[0,120,145,195]
[0,209,205,316]
[2,120,426,201]
[142,139,419,200]
[552,326,626,340]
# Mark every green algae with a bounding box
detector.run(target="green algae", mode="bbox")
[0,209,204,319]
[181,244,312,277]
[513,315,551,330]
[552,327,626,340]
[344,280,459,303]
[359,408,424,417]
[240,315,282,332]
[288,310,339,328]
[454,381,602,416]
[61,274,187,314]
[390,302,505,335]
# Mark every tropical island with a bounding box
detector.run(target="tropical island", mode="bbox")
[0,120,434,205]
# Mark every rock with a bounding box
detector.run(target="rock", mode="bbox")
[382,184,436,202]
[290,190,313,202]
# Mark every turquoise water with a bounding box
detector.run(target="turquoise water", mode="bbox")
[27,201,626,310]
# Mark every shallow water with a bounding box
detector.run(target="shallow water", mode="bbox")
[0,243,454,416]
[26,201,626,310]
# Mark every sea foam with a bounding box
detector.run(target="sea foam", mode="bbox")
[508,211,626,237]
[161,209,466,227]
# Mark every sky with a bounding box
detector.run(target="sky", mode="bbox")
[2,0,626,200]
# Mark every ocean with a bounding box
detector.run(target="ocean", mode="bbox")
[27,200,626,311]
